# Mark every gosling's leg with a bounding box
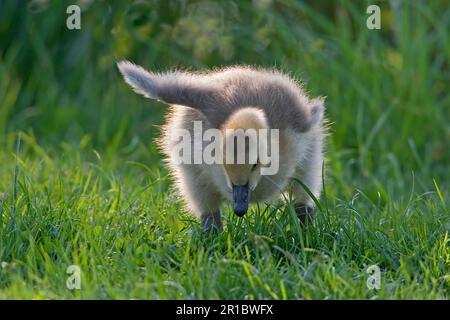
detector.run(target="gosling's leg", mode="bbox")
[292,140,323,224]
[201,211,223,235]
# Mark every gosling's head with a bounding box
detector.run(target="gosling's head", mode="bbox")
[222,107,269,217]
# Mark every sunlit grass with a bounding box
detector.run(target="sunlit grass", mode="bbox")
[0,130,447,299]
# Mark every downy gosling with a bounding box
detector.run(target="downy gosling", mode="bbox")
[117,62,326,234]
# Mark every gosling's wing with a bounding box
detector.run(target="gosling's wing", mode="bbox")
[117,61,159,99]
[117,60,219,109]
[117,62,325,131]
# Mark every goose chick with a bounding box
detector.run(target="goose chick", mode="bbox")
[117,62,326,233]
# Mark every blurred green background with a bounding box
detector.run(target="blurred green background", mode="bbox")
[1,0,448,194]
[0,0,449,299]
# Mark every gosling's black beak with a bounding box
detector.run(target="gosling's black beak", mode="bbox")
[232,183,249,217]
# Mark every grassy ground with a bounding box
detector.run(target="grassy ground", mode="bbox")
[0,1,449,299]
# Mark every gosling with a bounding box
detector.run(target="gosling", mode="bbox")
[117,62,326,233]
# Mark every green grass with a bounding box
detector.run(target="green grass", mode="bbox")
[0,1,449,299]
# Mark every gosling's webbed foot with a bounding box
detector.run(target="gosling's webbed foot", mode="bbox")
[294,203,315,225]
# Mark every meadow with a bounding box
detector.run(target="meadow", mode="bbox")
[0,0,448,299]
